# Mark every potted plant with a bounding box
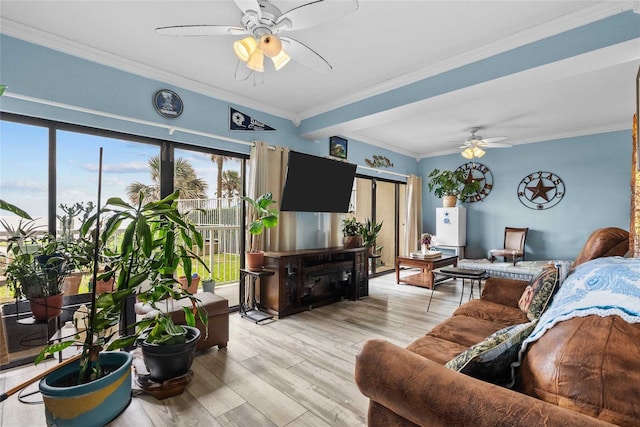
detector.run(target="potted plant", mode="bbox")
[361,217,383,256]
[427,168,480,207]
[241,192,279,271]
[74,191,209,381]
[178,272,200,294]
[420,233,433,254]
[342,216,363,248]
[58,201,96,295]
[6,190,209,425]
[201,276,216,293]
[1,206,71,321]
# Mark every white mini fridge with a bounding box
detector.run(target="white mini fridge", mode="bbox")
[435,207,466,246]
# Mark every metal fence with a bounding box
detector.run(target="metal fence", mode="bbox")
[178,197,243,285]
[1,197,244,286]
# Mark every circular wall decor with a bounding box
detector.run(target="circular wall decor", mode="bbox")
[517,171,565,210]
[153,89,183,118]
[456,162,493,202]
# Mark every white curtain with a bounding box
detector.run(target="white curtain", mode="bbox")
[403,175,422,255]
[247,141,296,251]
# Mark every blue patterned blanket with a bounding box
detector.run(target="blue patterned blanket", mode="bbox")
[519,257,640,357]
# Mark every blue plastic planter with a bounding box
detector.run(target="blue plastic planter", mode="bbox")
[39,351,132,427]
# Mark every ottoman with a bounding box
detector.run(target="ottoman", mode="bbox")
[135,292,229,351]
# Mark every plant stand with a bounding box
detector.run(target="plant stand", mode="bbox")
[132,348,193,400]
[239,268,274,323]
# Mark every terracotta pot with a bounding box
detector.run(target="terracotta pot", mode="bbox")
[245,251,265,271]
[96,277,115,295]
[178,275,200,294]
[443,195,457,207]
[63,272,84,295]
[29,293,64,321]
[343,236,363,249]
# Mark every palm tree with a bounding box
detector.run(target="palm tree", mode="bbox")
[210,154,240,199]
[221,170,241,198]
[127,155,208,204]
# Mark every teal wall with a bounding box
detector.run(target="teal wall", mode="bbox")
[419,131,631,261]
[0,35,417,178]
[0,34,633,260]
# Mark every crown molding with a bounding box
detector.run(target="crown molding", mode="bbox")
[298,2,632,121]
[0,18,298,123]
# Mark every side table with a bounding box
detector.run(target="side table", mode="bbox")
[239,268,275,323]
[428,267,489,311]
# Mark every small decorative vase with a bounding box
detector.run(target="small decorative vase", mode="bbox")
[421,244,429,255]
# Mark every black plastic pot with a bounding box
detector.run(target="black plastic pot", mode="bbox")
[140,325,200,382]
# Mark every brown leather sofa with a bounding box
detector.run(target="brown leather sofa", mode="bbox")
[355,227,637,426]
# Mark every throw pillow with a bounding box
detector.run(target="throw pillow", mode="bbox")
[518,266,560,320]
[445,320,537,387]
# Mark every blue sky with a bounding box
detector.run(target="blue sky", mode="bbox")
[0,120,241,224]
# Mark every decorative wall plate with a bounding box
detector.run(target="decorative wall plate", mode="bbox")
[153,89,183,118]
[517,171,565,210]
[457,162,493,202]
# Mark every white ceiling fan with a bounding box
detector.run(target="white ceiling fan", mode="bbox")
[459,127,511,159]
[155,0,359,79]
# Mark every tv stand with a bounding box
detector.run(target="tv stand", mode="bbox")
[259,247,368,319]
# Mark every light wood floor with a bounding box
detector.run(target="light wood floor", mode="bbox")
[0,270,466,427]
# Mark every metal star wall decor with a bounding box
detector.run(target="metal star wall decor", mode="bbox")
[364,155,394,168]
[517,171,565,210]
[456,162,493,202]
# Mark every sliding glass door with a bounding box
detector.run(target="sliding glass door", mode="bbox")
[353,176,406,276]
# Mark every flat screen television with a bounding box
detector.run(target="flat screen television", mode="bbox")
[280,151,357,213]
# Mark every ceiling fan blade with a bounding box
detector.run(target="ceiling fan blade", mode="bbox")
[484,142,512,148]
[280,37,332,73]
[277,0,359,31]
[233,0,261,17]
[155,25,244,36]
[481,136,507,144]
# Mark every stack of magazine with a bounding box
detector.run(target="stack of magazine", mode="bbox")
[410,250,442,259]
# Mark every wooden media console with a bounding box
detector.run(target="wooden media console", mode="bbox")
[258,247,368,319]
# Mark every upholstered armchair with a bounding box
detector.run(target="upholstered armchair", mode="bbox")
[489,227,528,265]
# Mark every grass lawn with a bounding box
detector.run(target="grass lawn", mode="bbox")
[0,253,241,302]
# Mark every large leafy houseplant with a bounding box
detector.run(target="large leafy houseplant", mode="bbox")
[427,168,480,204]
[35,191,209,384]
[1,201,72,320]
[241,192,279,271]
[241,192,279,253]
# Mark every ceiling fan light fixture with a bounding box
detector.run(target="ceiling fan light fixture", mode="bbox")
[260,34,283,57]
[246,47,264,72]
[461,148,474,159]
[473,147,486,158]
[271,49,291,70]
[233,36,258,62]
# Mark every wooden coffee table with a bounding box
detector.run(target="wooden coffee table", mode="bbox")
[395,255,458,289]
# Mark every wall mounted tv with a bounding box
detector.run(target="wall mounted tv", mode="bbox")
[280,151,357,213]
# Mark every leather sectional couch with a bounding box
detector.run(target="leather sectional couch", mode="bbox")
[355,227,637,426]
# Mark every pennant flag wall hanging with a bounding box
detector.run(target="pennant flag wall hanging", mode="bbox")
[229,107,276,131]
